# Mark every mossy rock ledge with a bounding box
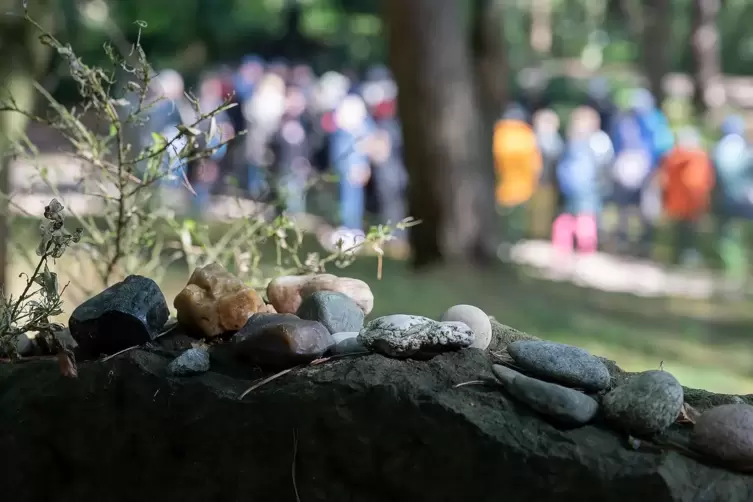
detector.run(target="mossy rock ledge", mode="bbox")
[1,333,752,502]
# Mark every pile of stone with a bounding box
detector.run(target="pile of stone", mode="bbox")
[5,262,753,475]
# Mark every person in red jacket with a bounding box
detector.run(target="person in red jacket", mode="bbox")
[657,127,715,265]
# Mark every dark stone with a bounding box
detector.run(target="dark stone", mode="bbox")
[233,318,334,370]
[233,313,300,343]
[507,340,611,392]
[0,349,751,502]
[296,291,364,334]
[602,370,684,436]
[69,275,169,359]
[492,364,599,427]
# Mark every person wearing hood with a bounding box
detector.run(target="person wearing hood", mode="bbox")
[713,114,753,290]
[492,103,543,254]
[656,126,715,266]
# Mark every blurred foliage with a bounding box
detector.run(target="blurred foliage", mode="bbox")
[32,0,753,103]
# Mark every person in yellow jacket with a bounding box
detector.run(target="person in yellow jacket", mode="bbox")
[493,104,544,255]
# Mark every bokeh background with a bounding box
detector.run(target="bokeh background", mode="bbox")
[2,0,753,394]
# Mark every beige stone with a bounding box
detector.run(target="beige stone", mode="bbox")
[266,274,373,315]
[174,263,265,338]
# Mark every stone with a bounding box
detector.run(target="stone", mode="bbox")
[330,332,367,355]
[174,263,265,338]
[3,349,751,502]
[440,304,492,349]
[692,404,753,465]
[233,318,335,370]
[13,334,36,357]
[167,347,211,376]
[507,340,610,391]
[488,317,539,354]
[297,291,364,334]
[492,364,599,427]
[69,275,169,358]
[300,274,373,315]
[267,273,373,315]
[601,370,684,436]
[357,315,473,359]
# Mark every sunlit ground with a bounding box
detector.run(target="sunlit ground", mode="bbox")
[7,216,753,396]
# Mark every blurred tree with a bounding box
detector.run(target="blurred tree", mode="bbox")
[0,0,57,291]
[383,0,498,269]
[691,0,724,115]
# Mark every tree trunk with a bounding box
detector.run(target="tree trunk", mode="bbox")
[640,0,671,105]
[383,0,496,269]
[470,0,507,262]
[690,0,724,116]
[0,1,55,292]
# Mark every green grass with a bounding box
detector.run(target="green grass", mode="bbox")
[7,217,753,395]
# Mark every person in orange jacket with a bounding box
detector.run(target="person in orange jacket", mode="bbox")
[493,103,544,255]
[657,127,715,265]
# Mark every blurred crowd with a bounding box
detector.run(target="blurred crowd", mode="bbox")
[140,57,753,286]
[139,56,407,253]
[497,78,751,289]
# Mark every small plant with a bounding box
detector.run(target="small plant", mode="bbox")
[0,198,80,359]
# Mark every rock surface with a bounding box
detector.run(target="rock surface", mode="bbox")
[440,304,492,350]
[692,404,753,465]
[488,317,539,352]
[602,370,684,436]
[174,263,265,338]
[69,275,169,358]
[233,317,335,369]
[267,274,373,315]
[358,315,473,359]
[297,291,364,334]
[0,347,750,502]
[507,340,611,391]
[492,364,599,427]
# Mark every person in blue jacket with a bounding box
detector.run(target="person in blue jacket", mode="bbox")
[607,88,673,256]
[713,114,753,291]
[329,93,376,232]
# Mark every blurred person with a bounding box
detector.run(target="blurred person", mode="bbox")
[184,72,236,215]
[585,77,618,134]
[712,115,753,289]
[311,71,352,171]
[267,57,290,81]
[270,84,312,215]
[242,72,287,199]
[656,127,715,266]
[233,54,265,104]
[553,106,613,262]
[142,69,194,188]
[361,72,409,255]
[492,103,543,255]
[530,108,564,239]
[330,92,375,233]
[607,88,664,256]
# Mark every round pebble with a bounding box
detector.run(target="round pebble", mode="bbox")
[507,340,610,391]
[601,370,683,436]
[692,404,753,465]
[440,304,492,350]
